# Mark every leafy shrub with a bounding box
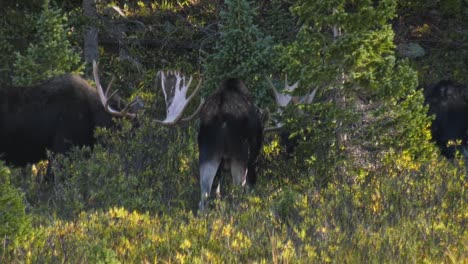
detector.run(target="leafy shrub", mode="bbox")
[0,163,30,255]
[6,152,466,263]
[46,117,199,218]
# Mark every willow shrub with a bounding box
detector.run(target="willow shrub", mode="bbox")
[5,148,466,263]
[0,162,31,258]
[5,123,465,263]
[18,104,459,263]
[1,110,466,263]
[46,117,199,218]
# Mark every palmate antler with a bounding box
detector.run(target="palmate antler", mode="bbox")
[267,74,298,107]
[154,71,204,125]
[93,61,143,119]
[93,60,204,124]
[264,75,318,132]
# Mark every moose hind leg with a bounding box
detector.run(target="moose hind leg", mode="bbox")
[230,158,248,187]
[199,155,222,212]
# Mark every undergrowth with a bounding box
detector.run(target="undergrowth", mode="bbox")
[1,128,466,263]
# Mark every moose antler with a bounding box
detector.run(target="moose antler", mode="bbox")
[267,75,298,107]
[93,61,143,119]
[264,75,318,132]
[154,71,204,125]
[297,85,318,105]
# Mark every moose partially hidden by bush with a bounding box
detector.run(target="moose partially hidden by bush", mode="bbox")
[424,80,468,159]
[150,73,306,211]
[196,78,264,211]
[0,62,205,176]
[0,60,315,211]
[0,71,143,167]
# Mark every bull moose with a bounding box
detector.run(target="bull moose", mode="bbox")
[265,76,318,157]
[143,71,314,212]
[195,76,316,211]
[196,78,264,211]
[0,71,142,167]
[147,72,265,212]
[0,62,204,170]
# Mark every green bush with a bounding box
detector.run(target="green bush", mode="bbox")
[0,163,30,256]
[5,152,466,263]
[45,117,199,218]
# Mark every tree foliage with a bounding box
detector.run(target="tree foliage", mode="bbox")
[274,0,436,183]
[12,4,81,86]
[203,0,274,103]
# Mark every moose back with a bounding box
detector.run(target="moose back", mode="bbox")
[0,73,139,166]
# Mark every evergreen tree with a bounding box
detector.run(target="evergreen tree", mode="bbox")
[12,4,81,86]
[203,0,274,103]
[280,0,435,183]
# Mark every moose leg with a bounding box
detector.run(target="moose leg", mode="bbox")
[212,159,228,198]
[199,154,222,212]
[230,158,248,186]
[228,138,249,187]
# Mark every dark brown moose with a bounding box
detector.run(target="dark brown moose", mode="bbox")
[0,67,142,168]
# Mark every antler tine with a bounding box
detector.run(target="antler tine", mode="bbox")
[185,76,202,104]
[118,95,144,115]
[128,95,143,108]
[157,71,169,107]
[105,86,120,104]
[263,107,285,133]
[105,76,115,97]
[285,74,299,92]
[264,125,284,133]
[185,75,193,93]
[301,87,319,104]
[264,74,318,134]
[93,60,137,119]
[267,75,280,95]
[173,71,181,93]
[181,97,205,123]
[267,76,293,107]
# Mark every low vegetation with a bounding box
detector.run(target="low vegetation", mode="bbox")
[0,0,466,263]
[1,132,466,262]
